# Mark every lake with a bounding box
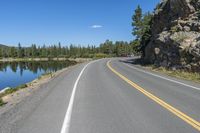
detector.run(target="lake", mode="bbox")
[0,60,76,90]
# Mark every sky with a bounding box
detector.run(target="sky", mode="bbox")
[0,0,160,46]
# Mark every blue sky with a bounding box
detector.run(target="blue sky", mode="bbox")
[0,0,160,46]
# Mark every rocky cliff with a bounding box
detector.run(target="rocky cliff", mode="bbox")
[143,0,200,72]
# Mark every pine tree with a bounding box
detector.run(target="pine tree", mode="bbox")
[132,5,152,54]
[0,48,2,57]
[17,43,23,58]
[41,45,47,57]
[58,42,62,57]
[31,44,37,57]
[140,12,152,56]
[132,5,143,39]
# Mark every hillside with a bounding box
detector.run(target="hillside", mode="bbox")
[0,44,8,48]
[142,0,200,72]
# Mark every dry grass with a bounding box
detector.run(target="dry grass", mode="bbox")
[0,84,28,104]
[148,66,200,83]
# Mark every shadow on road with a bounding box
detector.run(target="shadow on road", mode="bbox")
[118,57,147,66]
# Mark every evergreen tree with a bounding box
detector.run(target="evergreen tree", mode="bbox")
[132,5,143,40]
[52,45,58,57]
[31,44,37,57]
[58,42,62,56]
[11,47,17,57]
[41,45,47,57]
[140,12,152,56]
[0,48,2,57]
[132,5,152,54]
[17,43,22,58]
[0,40,135,59]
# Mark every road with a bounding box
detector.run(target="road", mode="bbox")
[3,58,200,133]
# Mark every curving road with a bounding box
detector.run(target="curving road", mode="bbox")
[3,58,200,133]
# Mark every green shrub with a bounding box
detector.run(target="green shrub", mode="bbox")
[94,53,109,58]
[16,84,27,89]
[3,84,27,96]
[4,88,18,94]
[0,98,5,106]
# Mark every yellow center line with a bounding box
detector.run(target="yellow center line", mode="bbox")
[107,60,200,131]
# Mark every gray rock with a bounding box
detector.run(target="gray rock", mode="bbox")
[143,0,200,72]
[184,26,191,32]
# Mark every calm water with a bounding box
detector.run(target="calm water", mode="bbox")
[0,60,76,90]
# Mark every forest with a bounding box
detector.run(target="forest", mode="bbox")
[0,40,135,59]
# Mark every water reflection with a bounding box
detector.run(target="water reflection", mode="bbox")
[0,60,76,90]
[0,60,76,76]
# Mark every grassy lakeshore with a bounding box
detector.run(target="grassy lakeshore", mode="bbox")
[0,84,28,106]
[146,66,200,83]
[0,59,83,107]
[0,71,64,107]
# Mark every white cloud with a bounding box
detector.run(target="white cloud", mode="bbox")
[90,25,103,29]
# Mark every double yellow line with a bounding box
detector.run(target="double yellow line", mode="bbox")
[107,60,200,131]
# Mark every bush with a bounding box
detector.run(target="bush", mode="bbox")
[4,88,18,94]
[4,84,27,95]
[16,84,27,89]
[94,53,109,58]
[0,98,5,106]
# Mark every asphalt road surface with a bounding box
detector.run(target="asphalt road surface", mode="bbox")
[4,58,200,133]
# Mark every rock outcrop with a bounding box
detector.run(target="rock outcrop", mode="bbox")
[143,0,200,72]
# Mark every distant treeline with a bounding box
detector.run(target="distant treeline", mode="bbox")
[0,40,136,59]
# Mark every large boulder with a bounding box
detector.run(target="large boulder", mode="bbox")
[143,0,200,72]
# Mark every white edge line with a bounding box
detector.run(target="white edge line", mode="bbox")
[60,60,97,133]
[122,62,200,91]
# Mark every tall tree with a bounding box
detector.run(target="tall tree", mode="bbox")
[131,5,143,52]
[17,43,22,58]
[31,44,37,57]
[58,42,62,56]
[132,5,143,40]
[132,5,152,54]
[0,48,2,57]
[140,12,152,56]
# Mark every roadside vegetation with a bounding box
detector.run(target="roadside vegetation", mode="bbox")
[38,72,54,79]
[0,98,5,106]
[0,84,27,97]
[147,66,200,83]
[0,84,28,106]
